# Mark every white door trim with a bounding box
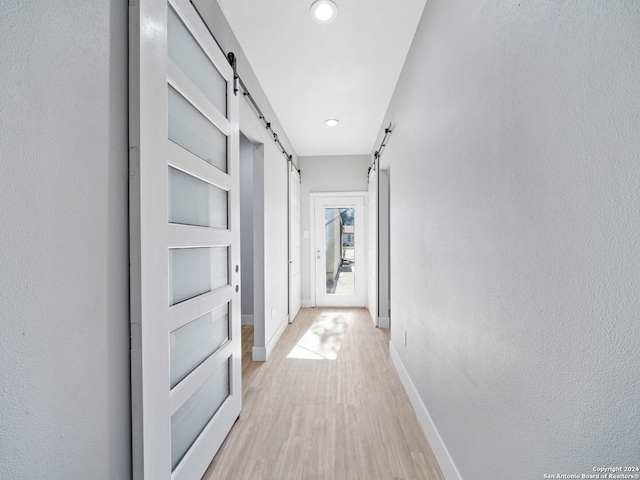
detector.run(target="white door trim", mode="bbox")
[238,108,266,359]
[309,192,367,307]
[367,166,378,326]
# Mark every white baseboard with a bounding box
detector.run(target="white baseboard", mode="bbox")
[241,315,254,326]
[389,341,463,480]
[252,315,289,362]
[378,316,390,328]
[301,299,313,308]
[251,346,267,361]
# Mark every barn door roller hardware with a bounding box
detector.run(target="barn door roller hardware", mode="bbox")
[374,123,393,162]
[369,123,392,182]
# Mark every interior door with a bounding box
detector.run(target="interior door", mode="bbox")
[129,1,241,479]
[314,195,366,307]
[288,164,301,322]
[367,166,378,326]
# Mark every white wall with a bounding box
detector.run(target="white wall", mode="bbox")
[0,1,130,478]
[377,1,640,478]
[299,155,371,305]
[240,134,255,324]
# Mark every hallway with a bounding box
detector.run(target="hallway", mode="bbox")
[203,308,445,480]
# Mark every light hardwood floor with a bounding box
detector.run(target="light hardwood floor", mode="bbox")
[202,308,445,480]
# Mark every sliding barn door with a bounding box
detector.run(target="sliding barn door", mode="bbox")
[129,1,241,479]
[288,164,301,322]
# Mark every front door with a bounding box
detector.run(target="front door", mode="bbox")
[129,1,241,478]
[313,194,366,307]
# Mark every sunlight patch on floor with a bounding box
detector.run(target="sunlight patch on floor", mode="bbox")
[287,313,350,360]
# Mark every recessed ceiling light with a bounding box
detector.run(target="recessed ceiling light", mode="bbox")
[325,118,339,127]
[310,0,338,24]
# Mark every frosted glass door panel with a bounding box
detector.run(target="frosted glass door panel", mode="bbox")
[168,7,227,116]
[325,208,355,295]
[169,167,228,228]
[171,358,230,471]
[170,247,229,306]
[168,86,227,172]
[170,304,229,389]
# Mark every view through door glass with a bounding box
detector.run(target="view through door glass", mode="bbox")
[324,207,355,295]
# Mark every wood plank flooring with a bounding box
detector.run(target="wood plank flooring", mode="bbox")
[202,308,445,480]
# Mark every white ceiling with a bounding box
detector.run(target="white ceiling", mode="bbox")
[217,0,427,157]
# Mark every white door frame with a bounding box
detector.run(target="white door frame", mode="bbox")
[310,192,367,307]
[367,165,378,326]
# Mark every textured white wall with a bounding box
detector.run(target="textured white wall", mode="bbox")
[377,1,640,478]
[0,1,130,478]
[299,155,371,305]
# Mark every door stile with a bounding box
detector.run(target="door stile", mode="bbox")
[130,1,171,478]
[367,166,378,326]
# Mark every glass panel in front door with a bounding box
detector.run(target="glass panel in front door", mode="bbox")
[324,207,355,295]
